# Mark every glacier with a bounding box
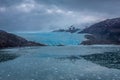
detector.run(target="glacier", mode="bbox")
[15,32,86,46]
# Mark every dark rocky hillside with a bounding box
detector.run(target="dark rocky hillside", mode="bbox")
[53,25,81,33]
[80,18,120,45]
[0,30,46,48]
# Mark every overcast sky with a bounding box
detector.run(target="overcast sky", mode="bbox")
[0,0,120,32]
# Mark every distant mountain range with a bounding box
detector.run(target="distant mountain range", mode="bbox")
[80,18,120,45]
[1,17,120,47]
[53,25,81,33]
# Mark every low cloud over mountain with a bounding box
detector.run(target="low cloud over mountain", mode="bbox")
[0,0,120,32]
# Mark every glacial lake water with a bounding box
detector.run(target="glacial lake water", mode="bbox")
[0,46,120,80]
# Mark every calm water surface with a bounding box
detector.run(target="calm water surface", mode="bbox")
[0,45,120,80]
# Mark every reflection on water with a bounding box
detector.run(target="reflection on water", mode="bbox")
[0,46,120,80]
[81,52,120,70]
[0,51,19,62]
[58,51,120,70]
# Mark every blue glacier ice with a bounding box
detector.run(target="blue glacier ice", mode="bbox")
[15,32,86,46]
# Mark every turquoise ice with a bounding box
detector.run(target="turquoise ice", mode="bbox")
[15,32,86,46]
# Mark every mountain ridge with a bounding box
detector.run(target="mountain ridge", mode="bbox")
[0,30,46,48]
[80,17,120,45]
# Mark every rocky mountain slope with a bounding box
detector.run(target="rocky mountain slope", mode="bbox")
[53,25,81,33]
[80,18,120,45]
[0,30,46,48]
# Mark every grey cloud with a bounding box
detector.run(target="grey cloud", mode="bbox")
[0,0,24,7]
[0,0,120,32]
[35,0,120,15]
